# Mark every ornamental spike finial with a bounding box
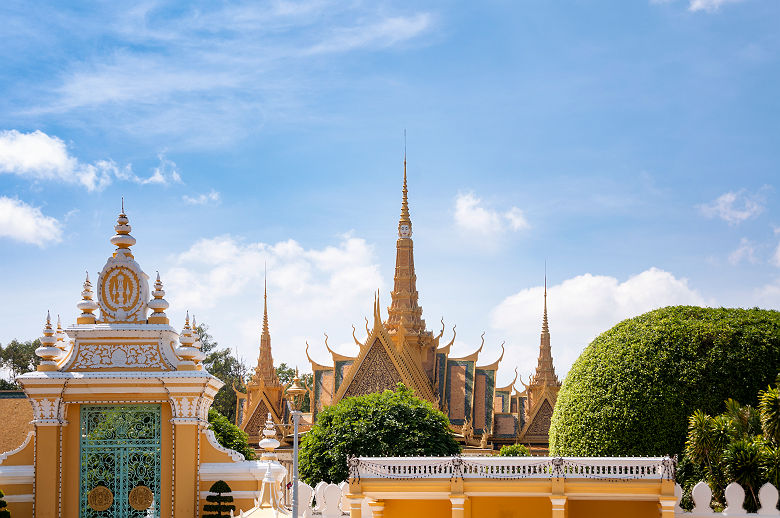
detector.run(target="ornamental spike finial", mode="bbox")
[36,311,61,370]
[110,200,136,257]
[77,271,99,324]
[148,271,170,324]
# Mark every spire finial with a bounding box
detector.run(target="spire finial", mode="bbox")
[542,261,549,335]
[262,265,269,335]
[111,199,135,256]
[398,132,412,238]
[148,271,170,324]
[121,196,124,214]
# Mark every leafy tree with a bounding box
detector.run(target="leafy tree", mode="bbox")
[198,324,248,422]
[683,376,780,511]
[202,480,234,517]
[0,379,18,391]
[276,363,313,412]
[208,409,256,460]
[550,306,780,457]
[0,488,9,518]
[498,444,530,457]
[299,384,460,485]
[0,339,41,381]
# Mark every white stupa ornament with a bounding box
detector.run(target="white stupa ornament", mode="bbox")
[76,272,99,324]
[176,312,201,370]
[258,412,280,460]
[35,312,61,371]
[54,315,68,356]
[147,272,170,324]
[190,316,206,370]
[110,200,136,258]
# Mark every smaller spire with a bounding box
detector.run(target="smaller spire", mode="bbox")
[110,201,136,258]
[77,271,99,324]
[35,311,61,371]
[176,311,205,370]
[254,272,280,388]
[147,272,170,325]
[398,134,412,239]
[55,315,68,352]
[542,269,549,335]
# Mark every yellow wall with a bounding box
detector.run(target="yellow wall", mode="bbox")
[385,499,451,518]
[568,499,659,518]
[470,496,551,518]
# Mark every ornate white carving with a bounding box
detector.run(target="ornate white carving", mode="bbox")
[70,343,168,369]
[172,396,210,420]
[0,431,34,464]
[30,397,64,424]
[203,429,245,462]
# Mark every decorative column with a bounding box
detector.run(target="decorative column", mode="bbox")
[450,496,467,518]
[550,474,567,518]
[347,496,363,518]
[367,499,385,518]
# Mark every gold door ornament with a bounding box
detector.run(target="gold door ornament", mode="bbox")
[128,485,154,510]
[87,485,114,511]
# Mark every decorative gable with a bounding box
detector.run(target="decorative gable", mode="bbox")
[342,338,403,398]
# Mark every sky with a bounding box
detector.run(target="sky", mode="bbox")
[1,0,779,386]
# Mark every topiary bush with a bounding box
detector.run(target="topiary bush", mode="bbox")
[299,384,460,484]
[498,444,530,457]
[549,306,780,457]
[203,480,234,517]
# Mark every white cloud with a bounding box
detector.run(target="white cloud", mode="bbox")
[163,234,384,368]
[689,0,744,12]
[698,189,765,225]
[772,229,780,268]
[305,13,432,55]
[0,129,116,191]
[183,190,221,205]
[729,237,758,265]
[0,197,62,247]
[0,129,179,190]
[454,192,528,236]
[490,268,708,381]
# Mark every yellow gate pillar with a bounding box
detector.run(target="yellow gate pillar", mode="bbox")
[172,419,200,517]
[33,424,61,518]
[368,499,385,518]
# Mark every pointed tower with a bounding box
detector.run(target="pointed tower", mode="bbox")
[531,275,559,387]
[255,277,281,388]
[386,154,427,338]
[519,275,562,451]
[235,275,285,445]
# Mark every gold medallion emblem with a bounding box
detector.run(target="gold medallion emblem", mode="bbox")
[87,485,113,511]
[102,266,140,312]
[128,485,154,511]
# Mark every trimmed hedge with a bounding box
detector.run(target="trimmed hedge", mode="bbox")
[549,306,780,457]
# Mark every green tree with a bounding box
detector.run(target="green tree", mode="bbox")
[299,384,460,485]
[498,444,530,457]
[275,363,313,412]
[0,339,41,382]
[198,324,247,422]
[208,409,256,460]
[550,306,780,457]
[683,376,780,511]
[202,480,235,518]
[0,488,9,518]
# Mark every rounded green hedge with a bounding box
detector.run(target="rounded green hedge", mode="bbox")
[549,306,780,457]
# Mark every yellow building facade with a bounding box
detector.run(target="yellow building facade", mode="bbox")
[0,208,285,517]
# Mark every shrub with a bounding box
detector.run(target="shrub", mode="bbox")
[299,384,460,484]
[549,306,780,457]
[498,444,530,457]
[203,480,234,517]
[208,409,256,460]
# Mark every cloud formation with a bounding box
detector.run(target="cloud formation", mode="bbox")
[490,268,707,381]
[0,130,180,190]
[0,197,62,247]
[163,233,384,367]
[183,190,221,205]
[454,192,528,237]
[698,189,765,225]
[689,0,745,12]
[729,237,758,265]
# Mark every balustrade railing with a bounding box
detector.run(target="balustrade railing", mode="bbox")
[349,455,674,481]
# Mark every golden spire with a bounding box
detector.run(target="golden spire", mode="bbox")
[254,271,280,388]
[531,271,560,387]
[387,147,427,337]
[35,311,61,371]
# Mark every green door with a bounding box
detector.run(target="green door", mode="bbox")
[79,404,162,517]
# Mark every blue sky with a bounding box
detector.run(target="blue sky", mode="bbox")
[1,0,779,385]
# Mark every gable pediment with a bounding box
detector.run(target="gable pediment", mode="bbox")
[341,338,403,399]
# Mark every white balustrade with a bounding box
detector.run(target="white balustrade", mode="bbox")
[352,455,670,480]
[676,480,780,517]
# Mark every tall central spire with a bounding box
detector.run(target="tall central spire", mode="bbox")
[255,273,280,388]
[387,151,426,336]
[531,272,559,387]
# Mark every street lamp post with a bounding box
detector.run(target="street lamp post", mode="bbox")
[286,369,307,518]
